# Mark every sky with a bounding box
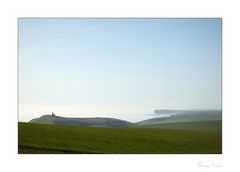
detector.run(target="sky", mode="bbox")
[19,18,222,122]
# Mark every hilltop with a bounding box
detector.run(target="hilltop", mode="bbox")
[29,114,135,127]
[137,110,222,125]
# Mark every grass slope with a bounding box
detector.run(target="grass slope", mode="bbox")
[135,120,222,134]
[18,122,222,154]
[137,110,222,125]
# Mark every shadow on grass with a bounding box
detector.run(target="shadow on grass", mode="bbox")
[18,146,97,154]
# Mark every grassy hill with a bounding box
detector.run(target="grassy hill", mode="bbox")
[29,115,135,127]
[18,122,222,154]
[137,110,222,125]
[134,120,221,134]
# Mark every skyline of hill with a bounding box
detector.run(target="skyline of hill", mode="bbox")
[28,110,222,127]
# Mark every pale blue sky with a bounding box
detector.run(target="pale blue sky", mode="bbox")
[19,18,221,122]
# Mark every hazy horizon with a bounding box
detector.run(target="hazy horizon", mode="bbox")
[19,107,222,123]
[19,18,222,122]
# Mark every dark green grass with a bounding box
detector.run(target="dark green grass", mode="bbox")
[18,146,86,154]
[18,122,222,154]
[135,120,222,134]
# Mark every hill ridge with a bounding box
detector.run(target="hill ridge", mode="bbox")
[29,114,135,127]
[137,110,222,125]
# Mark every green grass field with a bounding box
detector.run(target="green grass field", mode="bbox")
[18,122,221,154]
